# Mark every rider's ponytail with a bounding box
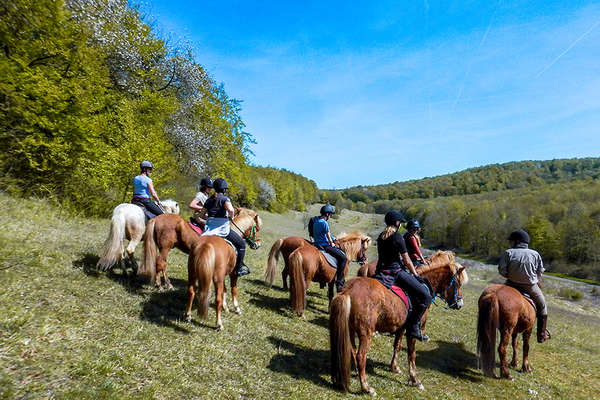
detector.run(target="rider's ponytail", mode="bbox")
[380,225,398,241]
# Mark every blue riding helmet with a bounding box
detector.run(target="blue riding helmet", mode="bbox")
[140,160,154,170]
[213,178,229,193]
[407,219,421,230]
[200,177,213,189]
[320,204,335,215]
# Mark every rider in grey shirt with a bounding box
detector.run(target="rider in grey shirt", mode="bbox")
[498,229,551,343]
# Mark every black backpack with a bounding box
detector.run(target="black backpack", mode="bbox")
[307,216,319,238]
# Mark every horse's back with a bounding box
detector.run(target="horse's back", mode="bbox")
[481,284,534,330]
[282,236,308,256]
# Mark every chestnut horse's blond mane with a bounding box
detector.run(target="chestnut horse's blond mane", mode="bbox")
[417,250,469,286]
[336,231,372,260]
[233,207,263,232]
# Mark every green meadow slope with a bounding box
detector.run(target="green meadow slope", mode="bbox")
[1,194,599,399]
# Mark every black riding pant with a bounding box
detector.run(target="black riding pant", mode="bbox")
[395,269,432,329]
[322,245,347,282]
[225,230,246,270]
[133,198,164,218]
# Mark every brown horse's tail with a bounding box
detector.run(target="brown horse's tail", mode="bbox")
[97,211,125,271]
[289,250,306,316]
[138,218,157,283]
[329,294,351,391]
[477,292,499,377]
[265,238,283,287]
[190,242,215,319]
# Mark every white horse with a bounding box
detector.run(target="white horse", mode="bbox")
[97,200,180,272]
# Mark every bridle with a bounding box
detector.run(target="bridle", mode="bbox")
[431,273,463,309]
[230,218,261,249]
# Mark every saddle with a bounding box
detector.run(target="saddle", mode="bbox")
[320,251,339,268]
[188,218,204,236]
[390,285,412,311]
[131,200,158,221]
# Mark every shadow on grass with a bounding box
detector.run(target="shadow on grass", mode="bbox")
[245,277,288,293]
[415,340,482,382]
[139,287,191,334]
[266,336,333,390]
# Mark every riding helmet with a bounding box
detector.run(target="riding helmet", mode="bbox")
[320,204,335,215]
[213,178,229,193]
[406,219,421,230]
[384,210,405,225]
[140,160,154,170]
[508,229,530,244]
[200,177,213,188]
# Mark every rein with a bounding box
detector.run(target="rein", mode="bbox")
[230,218,261,248]
[431,273,463,309]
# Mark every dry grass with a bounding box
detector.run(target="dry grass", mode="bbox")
[1,194,599,399]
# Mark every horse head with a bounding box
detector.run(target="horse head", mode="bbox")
[336,232,372,264]
[419,261,468,310]
[233,207,262,250]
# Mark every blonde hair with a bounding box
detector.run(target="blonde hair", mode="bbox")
[380,225,398,240]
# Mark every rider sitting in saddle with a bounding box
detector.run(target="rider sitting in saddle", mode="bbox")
[198,178,250,277]
[403,219,428,267]
[373,210,432,342]
[499,229,551,343]
[132,160,164,219]
[188,177,213,229]
[311,204,347,292]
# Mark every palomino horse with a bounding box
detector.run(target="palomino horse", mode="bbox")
[477,284,536,379]
[264,236,308,289]
[184,235,242,330]
[96,200,179,273]
[356,250,456,277]
[139,208,262,290]
[288,232,371,316]
[330,260,469,394]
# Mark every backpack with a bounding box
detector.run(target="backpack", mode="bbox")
[307,216,319,238]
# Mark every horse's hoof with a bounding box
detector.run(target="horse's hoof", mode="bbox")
[521,366,532,373]
[408,381,423,389]
[216,324,224,331]
[233,307,242,315]
[391,366,400,374]
[367,388,376,396]
[502,374,514,380]
[166,284,174,291]
[184,313,191,322]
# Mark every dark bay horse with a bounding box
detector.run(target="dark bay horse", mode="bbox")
[288,232,371,316]
[139,208,262,290]
[477,284,536,379]
[330,261,468,394]
[184,235,241,330]
[264,235,308,289]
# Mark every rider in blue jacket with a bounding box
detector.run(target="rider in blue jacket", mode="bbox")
[312,204,347,292]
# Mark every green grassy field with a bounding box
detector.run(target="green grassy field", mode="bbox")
[1,194,599,399]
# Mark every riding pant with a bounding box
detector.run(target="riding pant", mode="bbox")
[506,280,547,316]
[225,230,246,271]
[321,245,347,282]
[132,198,164,219]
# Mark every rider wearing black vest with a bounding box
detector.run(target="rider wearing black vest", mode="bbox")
[373,210,432,341]
[200,178,250,276]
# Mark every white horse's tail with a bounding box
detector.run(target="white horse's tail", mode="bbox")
[97,210,125,271]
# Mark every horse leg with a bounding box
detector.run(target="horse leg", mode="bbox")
[357,334,375,395]
[230,275,241,314]
[521,330,532,373]
[184,283,195,322]
[214,280,225,331]
[327,282,334,311]
[510,332,519,368]
[350,328,358,374]
[282,261,289,290]
[222,290,229,313]
[156,247,172,290]
[498,330,513,380]
[391,329,405,373]
[406,337,424,389]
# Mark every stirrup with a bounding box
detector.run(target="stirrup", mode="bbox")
[236,264,251,277]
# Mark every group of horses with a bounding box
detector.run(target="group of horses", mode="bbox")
[97,202,542,393]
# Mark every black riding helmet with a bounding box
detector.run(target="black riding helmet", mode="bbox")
[508,229,530,244]
[213,178,228,193]
[320,204,335,215]
[200,177,213,189]
[384,210,405,226]
[406,219,421,230]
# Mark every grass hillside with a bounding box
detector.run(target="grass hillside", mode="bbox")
[1,194,599,399]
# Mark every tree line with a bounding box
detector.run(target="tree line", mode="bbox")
[0,0,317,215]
[324,160,600,281]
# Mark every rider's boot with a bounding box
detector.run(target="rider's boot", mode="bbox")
[234,249,250,277]
[335,265,345,292]
[405,302,430,342]
[406,320,430,342]
[335,279,346,292]
[537,315,551,343]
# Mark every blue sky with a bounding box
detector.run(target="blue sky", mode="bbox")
[143,0,600,189]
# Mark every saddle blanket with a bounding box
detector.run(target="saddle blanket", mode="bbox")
[521,292,537,313]
[188,222,203,236]
[320,250,339,268]
[390,285,411,310]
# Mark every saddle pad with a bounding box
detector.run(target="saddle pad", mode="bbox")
[223,238,237,256]
[390,285,411,310]
[188,222,203,236]
[320,250,338,268]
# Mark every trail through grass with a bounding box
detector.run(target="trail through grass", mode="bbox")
[1,194,599,399]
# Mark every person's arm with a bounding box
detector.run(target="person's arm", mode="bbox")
[326,231,335,247]
[189,197,203,212]
[402,252,418,275]
[498,251,509,278]
[224,200,235,220]
[147,181,161,205]
[409,235,427,264]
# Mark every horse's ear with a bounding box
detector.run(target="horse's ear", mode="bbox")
[234,207,241,216]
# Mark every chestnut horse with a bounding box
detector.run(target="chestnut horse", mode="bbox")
[139,208,262,290]
[96,199,179,273]
[477,284,536,379]
[288,232,371,316]
[330,261,468,394]
[184,235,240,330]
[264,236,308,289]
[356,250,456,277]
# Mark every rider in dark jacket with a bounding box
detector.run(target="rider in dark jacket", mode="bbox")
[199,178,250,276]
[374,210,432,341]
[312,204,347,291]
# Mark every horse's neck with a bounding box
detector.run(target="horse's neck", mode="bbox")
[338,239,358,259]
[422,268,448,293]
[232,215,250,235]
